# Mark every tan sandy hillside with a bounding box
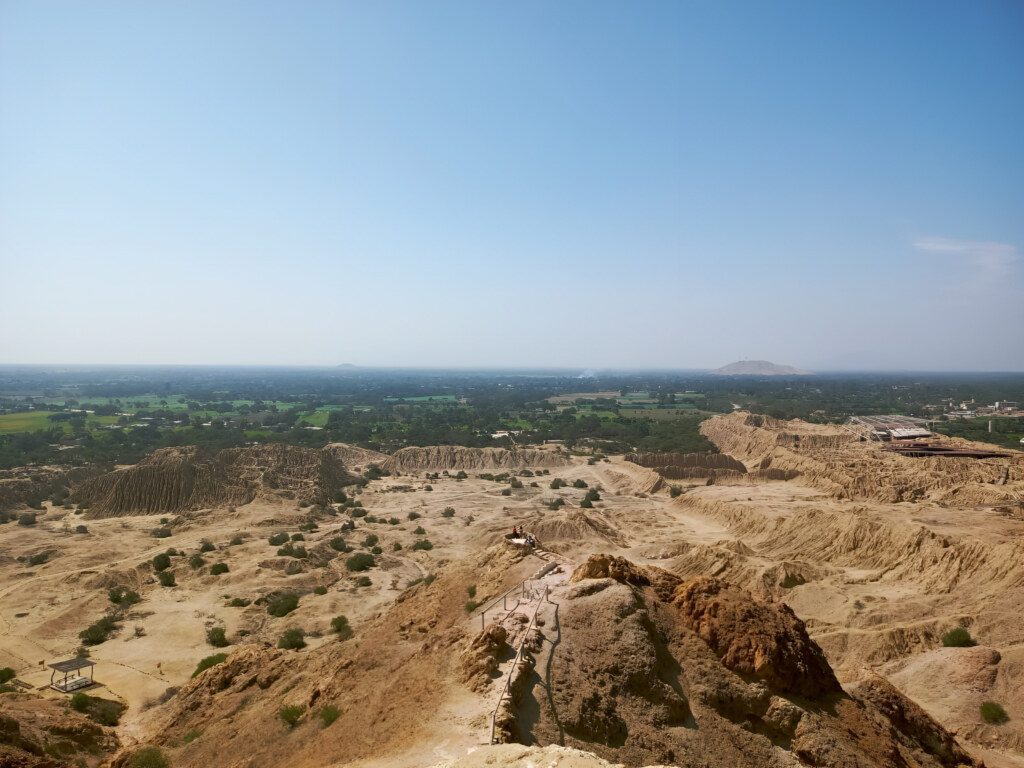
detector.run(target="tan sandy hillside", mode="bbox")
[4,413,1024,767]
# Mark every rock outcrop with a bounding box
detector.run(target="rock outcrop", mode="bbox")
[673,576,841,698]
[460,623,509,691]
[383,446,569,474]
[0,691,120,767]
[72,444,358,517]
[515,556,982,768]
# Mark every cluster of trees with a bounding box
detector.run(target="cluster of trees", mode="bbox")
[4,369,1023,469]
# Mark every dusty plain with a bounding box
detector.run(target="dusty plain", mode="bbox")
[2,414,1023,767]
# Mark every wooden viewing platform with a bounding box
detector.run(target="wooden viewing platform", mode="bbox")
[48,657,95,693]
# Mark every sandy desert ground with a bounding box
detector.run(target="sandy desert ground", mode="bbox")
[2,413,1023,767]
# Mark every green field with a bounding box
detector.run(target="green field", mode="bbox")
[620,407,707,420]
[0,411,62,433]
[384,395,457,403]
[0,411,121,435]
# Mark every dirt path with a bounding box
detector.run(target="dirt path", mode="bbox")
[477,543,574,744]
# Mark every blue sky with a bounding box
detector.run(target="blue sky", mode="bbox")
[1,1,1022,370]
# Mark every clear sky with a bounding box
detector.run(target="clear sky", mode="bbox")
[1,1,1022,371]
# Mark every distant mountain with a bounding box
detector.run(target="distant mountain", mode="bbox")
[336,363,357,368]
[712,360,813,376]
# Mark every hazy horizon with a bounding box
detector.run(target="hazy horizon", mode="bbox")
[4,362,1024,376]
[2,1,1022,370]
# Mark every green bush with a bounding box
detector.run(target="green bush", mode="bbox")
[413,526,426,535]
[388,516,400,525]
[210,562,229,575]
[942,627,976,647]
[351,508,367,518]
[980,701,1009,725]
[128,746,169,768]
[268,532,289,546]
[329,537,351,552]
[17,512,37,526]
[192,653,228,678]
[355,576,371,587]
[28,552,49,566]
[79,615,118,645]
[228,597,250,608]
[407,511,421,520]
[441,507,455,518]
[345,553,375,571]
[290,533,305,542]
[509,478,523,489]
[319,704,341,727]
[573,479,588,489]
[152,553,171,572]
[0,668,15,684]
[500,488,512,496]
[550,478,566,489]
[467,585,477,599]
[370,546,382,555]
[189,554,206,569]
[298,521,318,532]
[314,585,328,595]
[330,615,352,639]
[157,571,176,587]
[580,498,593,508]
[70,692,124,726]
[199,540,215,553]
[75,524,89,534]
[230,534,245,545]
[465,600,480,613]
[278,628,306,650]
[362,533,379,548]
[206,627,229,647]
[392,542,402,552]
[108,587,141,606]
[585,488,600,502]
[277,542,308,559]
[279,704,304,728]
[266,592,299,617]
[151,527,172,538]
[411,539,433,551]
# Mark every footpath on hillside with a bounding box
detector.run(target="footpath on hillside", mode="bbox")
[470,536,575,745]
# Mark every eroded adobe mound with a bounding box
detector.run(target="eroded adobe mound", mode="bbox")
[73,444,357,517]
[626,451,747,481]
[0,465,100,512]
[701,411,1024,504]
[382,446,570,473]
[323,442,389,471]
